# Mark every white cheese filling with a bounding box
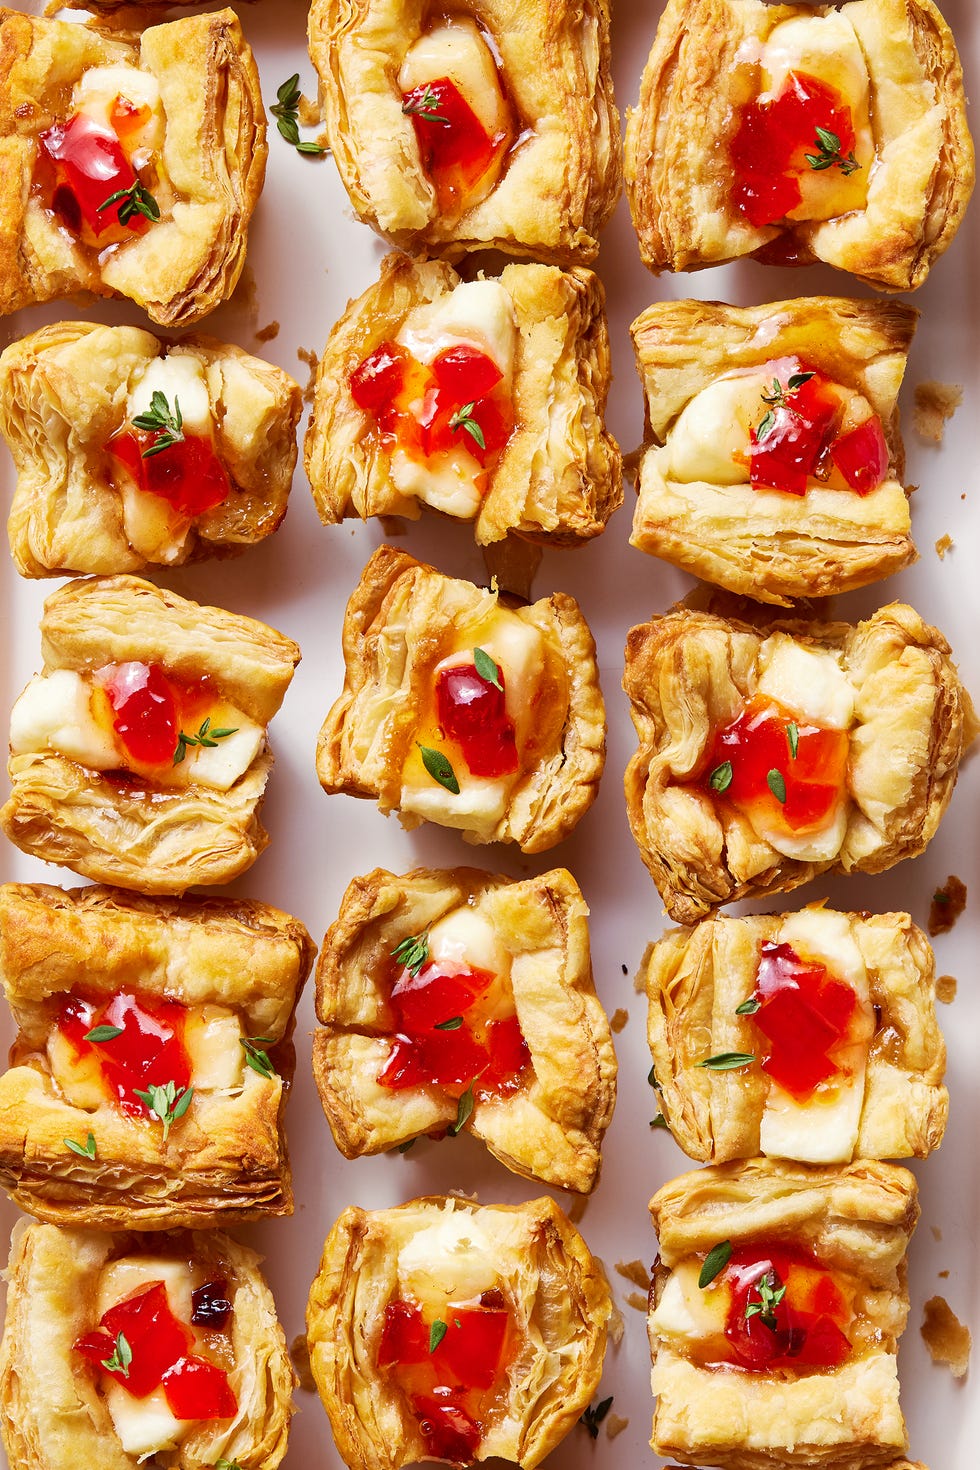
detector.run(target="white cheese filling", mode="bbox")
[649,1261,728,1354]
[73,63,165,155]
[397,1206,501,1317]
[96,1257,196,1456]
[398,18,510,143]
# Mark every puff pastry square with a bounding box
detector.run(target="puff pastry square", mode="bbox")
[1,574,301,894]
[0,1220,292,1470]
[307,0,621,264]
[629,297,918,605]
[0,8,266,326]
[317,545,605,852]
[648,1158,918,1469]
[624,602,976,923]
[306,1195,610,1470]
[624,0,974,292]
[313,865,616,1192]
[0,882,315,1229]
[0,323,302,578]
[305,251,621,547]
[644,904,947,1165]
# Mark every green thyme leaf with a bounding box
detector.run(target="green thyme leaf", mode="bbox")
[434,1016,464,1031]
[448,402,487,451]
[296,140,326,155]
[395,1138,416,1154]
[648,1065,660,1090]
[173,717,238,766]
[391,929,430,978]
[473,646,503,690]
[709,761,733,793]
[805,125,861,176]
[270,73,325,155]
[84,1024,124,1044]
[735,997,761,1015]
[744,1268,786,1331]
[64,1132,97,1160]
[698,1239,733,1289]
[241,1036,276,1080]
[99,178,160,227]
[402,84,450,125]
[132,1080,194,1141]
[102,1330,132,1378]
[418,744,460,794]
[649,1113,670,1130]
[429,1318,448,1353]
[580,1396,613,1440]
[215,1460,244,1470]
[756,407,777,442]
[786,722,799,759]
[695,1052,756,1071]
[767,768,787,804]
[787,372,815,391]
[449,1084,475,1136]
[132,390,184,459]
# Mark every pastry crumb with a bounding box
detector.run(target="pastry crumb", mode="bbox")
[940,1270,950,1279]
[289,1333,316,1392]
[610,1007,629,1033]
[627,1290,649,1313]
[448,1187,478,1201]
[298,93,324,128]
[929,876,967,936]
[615,1259,652,1290]
[921,1296,971,1378]
[932,1225,943,1242]
[936,974,957,1004]
[935,533,954,560]
[254,320,280,344]
[605,1414,629,1440]
[914,381,963,442]
[297,346,319,402]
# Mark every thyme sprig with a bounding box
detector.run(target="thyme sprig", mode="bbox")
[402,84,450,125]
[756,371,815,443]
[132,390,184,459]
[99,179,160,227]
[133,1080,194,1141]
[391,929,430,978]
[805,125,860,176]
[449,402,486,451]
[744,1268,787,1331]
[271,74,325,155]
[173,716,239,766]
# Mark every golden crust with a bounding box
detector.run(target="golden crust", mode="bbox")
[0,882,315,1230]
[307,0,621,264]
[624,0,974,292]
[316,545,605,852]
[649,1159,918,1470]
[304,251,621,547]
[313,865,616,1192]
[0,1220,293,1470]
[0,575,301,894]
[306,1195,610,1470]
[623,602,975,923]
[0,323,302,578]
[643,906,947,1163]
[0,8,266,326]
[629,296,918,606]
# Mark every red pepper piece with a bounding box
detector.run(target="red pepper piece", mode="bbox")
[436,663,519,778]
[378,1300,430,1367]
[411,1393,482,1463]
[107,428,230,518]
[704,697,848,835]
[73,1283,193,1397]
[436,1306,509,1389]
[752,942,858,1100]
[403,76,501,202]
[162,1354,238,1420]
[830,415,889,494]
[721,1244,851,1371]
[349,341,410,418]
[477,1015,531,1098]
[58,989,192,1117]
[39,113,143,239]
[431,344,503,402]
[750,373,841,495]
[101,661,179,766]
[732,71,858,228]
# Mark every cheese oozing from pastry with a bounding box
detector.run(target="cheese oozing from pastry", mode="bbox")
[759,910,874,1163]
[650,1260,728,1355]
[97,1257,195,1456]
[397,1206,500,1316]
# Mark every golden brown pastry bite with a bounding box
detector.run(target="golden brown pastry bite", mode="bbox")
[0,322,303,578]
[623,602,975,925]
[0,882,315,1229]
[648,1158,918,1469]
[644,905,947,1165]
[624,0,974,292]
[314,865,616,1192]
[0,8,266,326]
[317,545,605,852]
[305,251,621,546]
[629,297,918,605]
[307,0,621,264]
[306,1195,610,1470]
[0,575,301,895]
[0,1219,292,1470]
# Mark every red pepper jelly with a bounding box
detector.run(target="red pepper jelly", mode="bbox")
[377,1291,514,1461]
[402,75,511,215]
[95,662,220,772]
[436,661,519,779]
[710,1243,852,1372]
[56,991,192,1118]
[74,1279,237,1420]
[39,113,147,243]
[107,426,230,519]
[732,71,861,228]
[703,695,849,837]
[747,363,888,497]
[379,957,530,1103]
[750,942,860,1099]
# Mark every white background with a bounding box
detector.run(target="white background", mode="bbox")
[1,1,978,1467]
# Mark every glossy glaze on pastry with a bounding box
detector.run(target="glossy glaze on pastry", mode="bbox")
[625,0,974,292]
[306,1195,610,1470]
[643,905,947,1164]
[313,865,616,1192]
[0,1220,292,1470]
[0,323,302,577]
[0,882,315,1229]
[1,575,301,894]
[305,251,621,546]
[623,603,976,924]
[317,545,605,852]
[308,0,621,263]
[629,297,918,605]
[648,1158,918,1469]
[0,8,266,325]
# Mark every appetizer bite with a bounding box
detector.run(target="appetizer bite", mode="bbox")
[623,603,975,924]
[629,297,918,605]
[0,8,266,325]
[1,575,301,894]
[305,252,621,546]
[0,1220,292,1470]
[0,323,302,577]
[307,0,621,263]
[0,882,315,1229]
[625,0,974,291]
[644,905,947,1164]
[306,1195,610,1470]
[314,866,616,1192]
[648,1159,918,1468]
[317,546,605,852]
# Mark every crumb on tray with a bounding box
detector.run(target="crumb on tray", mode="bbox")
[929,876,967,937]
[921,1296,971,1379]
[914,381,963,443]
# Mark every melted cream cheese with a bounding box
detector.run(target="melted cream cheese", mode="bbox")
[397,1207,500,1316]
[398,18,509,141]
[73,63,165,154]
[649,1261,728,1353]
[96,1257,195,1456]
[129,354,212,435]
